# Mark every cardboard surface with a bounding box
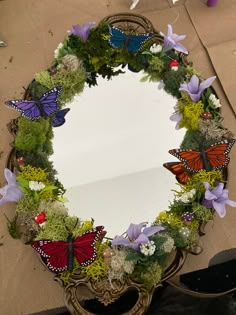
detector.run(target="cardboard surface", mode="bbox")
[0,0,236,313]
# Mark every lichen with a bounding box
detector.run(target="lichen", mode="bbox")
[192,204,214,222]
[35,68,86,105]
[178,95,204,130]
[80,242,108,281]
[34,214,81,241]
[184,170,224,192]
[17,165,49,182]
[16,194,39,214]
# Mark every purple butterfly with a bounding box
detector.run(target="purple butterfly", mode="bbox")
[52,108,70,127]
[5,86,63,120]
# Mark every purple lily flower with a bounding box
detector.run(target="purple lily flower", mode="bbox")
[0,168,24,206]
[202,182,236,218]
[170,104,182,129]
[112,222,164,251]
[69,22,96,42]
[179,75,216,102]
[160,24,188,54]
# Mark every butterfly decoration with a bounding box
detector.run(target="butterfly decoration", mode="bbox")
[52,108,70,127]
[163,161,190,184]
[5,86,63,120]
[32,225,106,273]
[168,139,236,173]
[108,25,153,53]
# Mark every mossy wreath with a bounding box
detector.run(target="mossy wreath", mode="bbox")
[2,14,236,292]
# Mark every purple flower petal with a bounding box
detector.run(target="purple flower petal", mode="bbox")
[160,24,188,54]
[180,75,216,102]
[111,236,131,247]
[0,168,24,206]
[199,76,216,94]
[143,225,165,237]
[70,22,96,42]
[212,200,226,218]
[126,222,147,240]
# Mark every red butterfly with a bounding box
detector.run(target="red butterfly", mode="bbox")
[163,161,190,184]
[32,225,106,273]
[168,139,235,173]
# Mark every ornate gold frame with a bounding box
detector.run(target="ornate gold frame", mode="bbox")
[6,12,205,315]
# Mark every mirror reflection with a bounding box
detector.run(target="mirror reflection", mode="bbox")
[51,69,185,236]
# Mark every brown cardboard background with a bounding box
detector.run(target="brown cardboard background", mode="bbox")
[0,0,236,313]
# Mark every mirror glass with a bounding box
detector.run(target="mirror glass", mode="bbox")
[51,68,185,237]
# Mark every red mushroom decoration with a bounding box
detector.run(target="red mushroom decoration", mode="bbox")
[16,156,26,170]
[168,60,179,71]
[34,212,47,227]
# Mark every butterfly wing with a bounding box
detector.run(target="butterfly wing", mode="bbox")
[5,99,42,120]
[126,33,153,53]
[108,25,153,53]
[163,162,190,184]
[52,108,70,127]
[108,25,126,49]
[39,86,62,117]
[32,240,69,273]
[73,226,105,266]
[169,149,204,173]
[205,139,236,170]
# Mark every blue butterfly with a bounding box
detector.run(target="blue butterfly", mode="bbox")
[52,108,70,127]
[5,86,63,120]
[108,25,153,53]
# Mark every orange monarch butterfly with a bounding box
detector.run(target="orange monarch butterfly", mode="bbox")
[168,139,235,173]
[163,161,190,184]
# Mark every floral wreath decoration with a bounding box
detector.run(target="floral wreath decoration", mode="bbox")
[1,18,236,291]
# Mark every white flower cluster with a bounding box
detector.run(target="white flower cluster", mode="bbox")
[209,94,221,108]
[140,240,156,256]
[54,42,63,59]
[29,181,45,191]
[162,236,175,253]
[150,43,162,54]
[178,189,196,203]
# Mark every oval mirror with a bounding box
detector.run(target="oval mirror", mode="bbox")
[51,67,185,236]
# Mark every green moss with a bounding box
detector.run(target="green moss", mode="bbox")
[35,68,86,105]
[15,117,51,153]
[162,66,188,98]
[180,130,215,150]
[145,56,165,81]
[131,262,162,290]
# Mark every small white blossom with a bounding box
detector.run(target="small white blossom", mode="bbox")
[150,43,162,54]
[54,42,63,59]
[209,94,221,108]
[29,181,45,191]
[162,236,175,253]
[178,189,196,203]
[140,240,156,256]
